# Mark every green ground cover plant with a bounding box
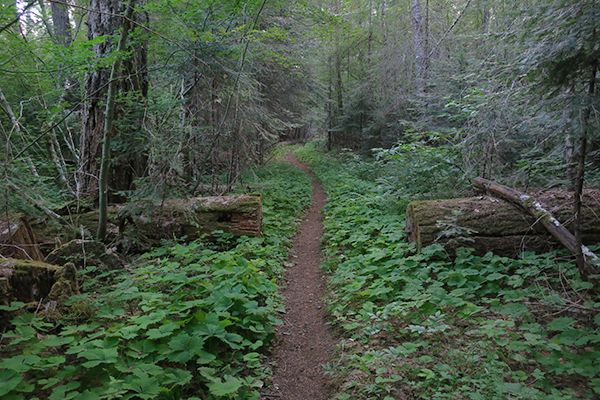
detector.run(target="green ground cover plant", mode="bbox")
[295,141,600,400]
[0,156,312,400]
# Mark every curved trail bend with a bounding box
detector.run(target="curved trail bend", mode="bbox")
[259,152,335,400]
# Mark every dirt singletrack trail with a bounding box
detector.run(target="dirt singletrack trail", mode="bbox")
[259,151,336,400]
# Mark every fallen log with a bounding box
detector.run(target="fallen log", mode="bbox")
[30,194,263,255]
[473,177,599,273]
[118,193,263,242]
[0,213,44,261]
[406,191,600,258]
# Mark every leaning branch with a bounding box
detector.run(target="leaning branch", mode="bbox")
[428,0,472,58]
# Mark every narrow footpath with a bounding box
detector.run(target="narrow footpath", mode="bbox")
[259,152,336,400]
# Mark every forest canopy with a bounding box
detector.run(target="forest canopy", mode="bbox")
[1,0,599,219]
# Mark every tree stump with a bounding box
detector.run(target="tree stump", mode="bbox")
[406,191,600,257]
[0,259,80,327]
[0,213,44,261]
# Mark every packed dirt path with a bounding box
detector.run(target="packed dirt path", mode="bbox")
[259,151,336,400]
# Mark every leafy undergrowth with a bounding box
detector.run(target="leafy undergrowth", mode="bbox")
[296,142,600,400]
[0,159,312,400]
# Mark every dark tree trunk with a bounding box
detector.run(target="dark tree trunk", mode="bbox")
[79,0,148,201]
[574,60,597,279]
[50,0,72,47]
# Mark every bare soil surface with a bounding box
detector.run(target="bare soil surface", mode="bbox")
[259,152,336,400]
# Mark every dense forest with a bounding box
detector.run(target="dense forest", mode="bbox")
[2,0,598,210]
[1,0,600,399]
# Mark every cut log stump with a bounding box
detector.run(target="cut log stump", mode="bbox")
[406,191,600,257]
[0,213,44,261]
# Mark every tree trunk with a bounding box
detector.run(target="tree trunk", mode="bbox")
[411,0,427,95]
[381,0,388,42]
[566,133,576,188]
[50,0,72,47]
[89,193,262,244]
[406,191,600,259]
[80,0,148,201]
[98,0,137,240]
[574,60,597,279]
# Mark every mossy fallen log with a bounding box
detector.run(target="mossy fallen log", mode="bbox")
[45,239,124,274]
[118,193,263,242]
[31,194,262,254]
[406,191,600,257]
[0,213,44,261]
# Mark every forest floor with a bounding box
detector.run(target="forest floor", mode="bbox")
[259,151,336,400]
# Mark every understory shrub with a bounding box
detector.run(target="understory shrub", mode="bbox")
[0,158,312,400]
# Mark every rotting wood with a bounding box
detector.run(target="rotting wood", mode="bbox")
[0,259,79,327]
[406,192,600,258]
[473,177,599,273]
[119,193,263,241]
[0,213,44,261]
[30,194,262,254]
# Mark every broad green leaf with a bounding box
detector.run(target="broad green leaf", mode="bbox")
[80,348,118,368]
[162,369,192,386]
[131,364,164,377]
[111,325,140,340]
[43,336,76,347]
[547,317,576,331]
[208,377,242,396]
[0,370,23,396]
[49,381,81,400]
[132,311,167,329]
[73,390,100,400]
[198,367,219,382]
[146,324,178,340]
[123,375,160,399]
[126,340,157,359]
[195,350,217,364]
[0,355,40,373]
[486,272,505,281]
[167,333,205,363]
